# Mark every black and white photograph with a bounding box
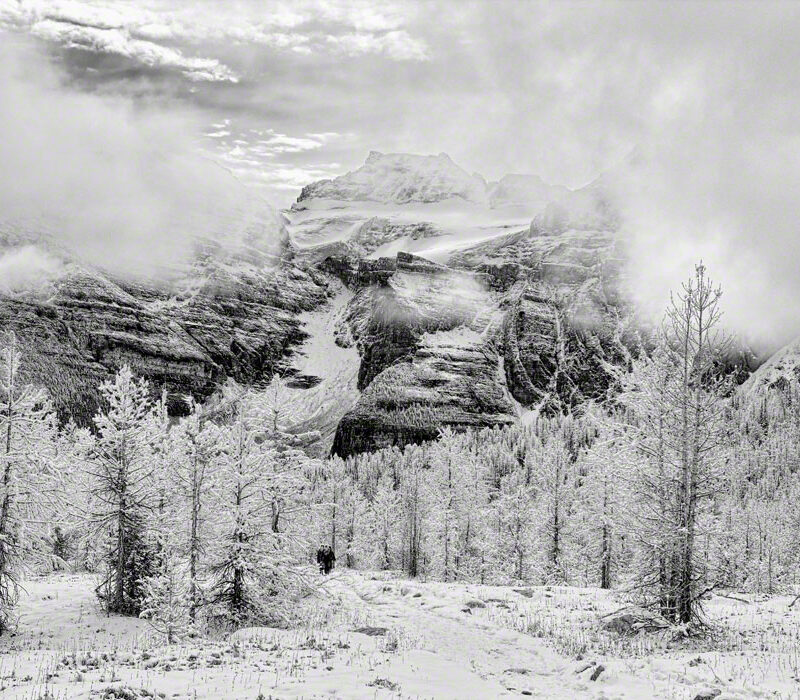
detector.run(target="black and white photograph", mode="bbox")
[0,1,799,697]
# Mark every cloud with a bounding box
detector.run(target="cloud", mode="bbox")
[0,0,430,70]
[0,35,280,279]
[0,246,62,294]
[30,18,238,81]
[201,124,345,192]
[325,30,428,61]
[3,0,800,353]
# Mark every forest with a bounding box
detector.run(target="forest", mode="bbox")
[1,263,798,647]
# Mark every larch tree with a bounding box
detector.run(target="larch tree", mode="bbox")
[427,428,463,582]
[367,471,401,570]
[0,331,61,634]
[171,398,222,620]
[208,392,311,626]
[90,365,158,616]
[615,263,729,625]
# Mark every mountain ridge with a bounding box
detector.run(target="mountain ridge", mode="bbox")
[0,148,767,457]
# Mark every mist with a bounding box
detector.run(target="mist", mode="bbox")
[0,35,277,281]
[3,3,800,353]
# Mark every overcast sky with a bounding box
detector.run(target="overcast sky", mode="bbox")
[2,0,800,347]
[5,0,795,203]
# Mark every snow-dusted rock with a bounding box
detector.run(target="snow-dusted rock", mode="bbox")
[297,151,489,205]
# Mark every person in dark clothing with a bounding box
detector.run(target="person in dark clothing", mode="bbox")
[316,546,326,573]
[316,545,336,574]
[324,546,335,574]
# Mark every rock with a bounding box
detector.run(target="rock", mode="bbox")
[692,690,721,700]
[352,626,388,636]
[601,607,667,636]
[601,613,638,636]
[332,328,515,457]
[0,259,329,425]
[464,599,487,609]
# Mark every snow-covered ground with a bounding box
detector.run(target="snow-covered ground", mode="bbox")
[2,571,798,699]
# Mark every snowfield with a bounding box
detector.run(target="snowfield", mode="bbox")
[1,572,798,699]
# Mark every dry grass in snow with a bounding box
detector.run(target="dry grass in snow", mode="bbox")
[0,571,798,699]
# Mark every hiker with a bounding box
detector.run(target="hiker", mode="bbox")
[324,545,336,574]
[316,545,327,573]
[316,545,336,574]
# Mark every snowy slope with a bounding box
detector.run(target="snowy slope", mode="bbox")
[286,151,620,268]
[740,335,800,397]
[3,571,794,699]
[286,196,533,264]
[279,284,361,453]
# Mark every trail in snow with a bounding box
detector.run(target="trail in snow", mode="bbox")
[1,572,789,699]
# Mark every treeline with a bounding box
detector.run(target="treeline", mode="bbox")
[1,263,800,636]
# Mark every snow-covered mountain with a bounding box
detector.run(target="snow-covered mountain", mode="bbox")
[297,151,489,205]
[284,151,630,455]
[0,149,633,455]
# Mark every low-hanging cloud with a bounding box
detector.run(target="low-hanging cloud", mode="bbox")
[436,2,800,354]
[0,245,62,294]
[3,2,800,355]
[0,34,279,280]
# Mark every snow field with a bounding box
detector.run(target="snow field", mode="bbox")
[1,572,799,699]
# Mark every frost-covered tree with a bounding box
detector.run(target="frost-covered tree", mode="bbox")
[574,438,626,588]
[427,428,463,581]
[0,331,61,633]
[140,499,191,643]
[532,428,576,582]
[367,472,401,570]
[399,447,427,577]
[90,366,158,616]
[208,393,310,626]
[170,398,221,620]
[614,264,729,624]
[495,470,537,582]
[317,456,368,568]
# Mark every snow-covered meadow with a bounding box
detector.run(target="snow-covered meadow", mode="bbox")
[2,571,798,699]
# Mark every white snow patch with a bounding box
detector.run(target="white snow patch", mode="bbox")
[2,571,798,698]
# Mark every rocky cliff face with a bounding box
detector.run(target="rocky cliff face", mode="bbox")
[1,150,634,457]
[0,257,330,425]
[285,152,630,457]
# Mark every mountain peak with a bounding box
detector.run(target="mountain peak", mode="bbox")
[297,151,489,205]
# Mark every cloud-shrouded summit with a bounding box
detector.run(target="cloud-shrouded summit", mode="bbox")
[1,1,800,349]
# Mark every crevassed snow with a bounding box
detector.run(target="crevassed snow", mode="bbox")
[285,197,535,263]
